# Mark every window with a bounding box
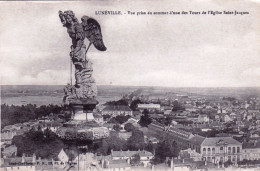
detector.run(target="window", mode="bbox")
[233,147,236,153]
[203,148,206,154]
[237,155,240,161]
[207,157,211,161]
[220,157,223,162]
[208,148,211,154]
[237,147,240,153]
[220,147,224,153]
[228,147,231,153]
[232,156,236,162]
[212,157,215,162]
[212,148,215,154]
[228,156,231,161]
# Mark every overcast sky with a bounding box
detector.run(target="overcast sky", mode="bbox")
[0,0,259,87]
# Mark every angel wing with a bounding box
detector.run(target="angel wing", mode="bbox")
[81,16,107,51]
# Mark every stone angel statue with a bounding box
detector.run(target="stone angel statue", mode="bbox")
[59,10,106,101]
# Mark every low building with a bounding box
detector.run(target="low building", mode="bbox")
[137,104,160,112]
[4,153,37,166]
[197,115,209,123]
[242,140,260,160]
[111,149,154,167]
[118,131,132,140]
[94,114,104,124]
[1,165,36,171]
[58,149,69,164]
[145,136,159,144]
[121,118,140,130]
[73,153,99,170]
[188,136,242,164]
[179,148,202,161]
[102,105,133,116]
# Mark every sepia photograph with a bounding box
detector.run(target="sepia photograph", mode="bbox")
[0,0,260,170]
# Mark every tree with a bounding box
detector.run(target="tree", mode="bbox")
[103,114,111,121]
[124,123,136,132]
[115,115,131,124]
[105,99,128,106]
[127,129,145,150]
[12,128,65,159]
[164,116,173,126]
[97,132,128,155]
[113,124,121,132]
[172,100,185,111]
[145,142,156,155]
[153,137,180,164]
[108,115,131,124]
[130,154,141,165]
[130,99,142,111]
[64,128,77,140]
[139,112,152,127]
[224,160,233,167]
[1,104,63,128]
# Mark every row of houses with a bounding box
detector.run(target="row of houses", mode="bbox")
[1,148,154,171]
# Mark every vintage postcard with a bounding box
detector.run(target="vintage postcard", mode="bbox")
[0,0,260,170]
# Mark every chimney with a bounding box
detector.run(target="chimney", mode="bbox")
[22,153,25,163]
[32,153,36,163]
[170,157,173,170]
[101,159,104,168]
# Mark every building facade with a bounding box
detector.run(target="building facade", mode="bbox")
[189,136,242,164]
[102,105,133,116]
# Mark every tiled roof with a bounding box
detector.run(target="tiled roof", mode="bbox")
[122,118,138,125]
[201,137,241,146]
[168,127,194,140]
[103,105,132,111]
[189,135,206,146]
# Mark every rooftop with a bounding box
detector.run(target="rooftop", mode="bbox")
[189,135,206,146]
[201,137,242,146]
[103,105,132,111]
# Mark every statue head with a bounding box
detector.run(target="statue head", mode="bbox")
[59,10,78,27]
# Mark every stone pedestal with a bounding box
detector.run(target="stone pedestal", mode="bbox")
[69,98,98,121]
